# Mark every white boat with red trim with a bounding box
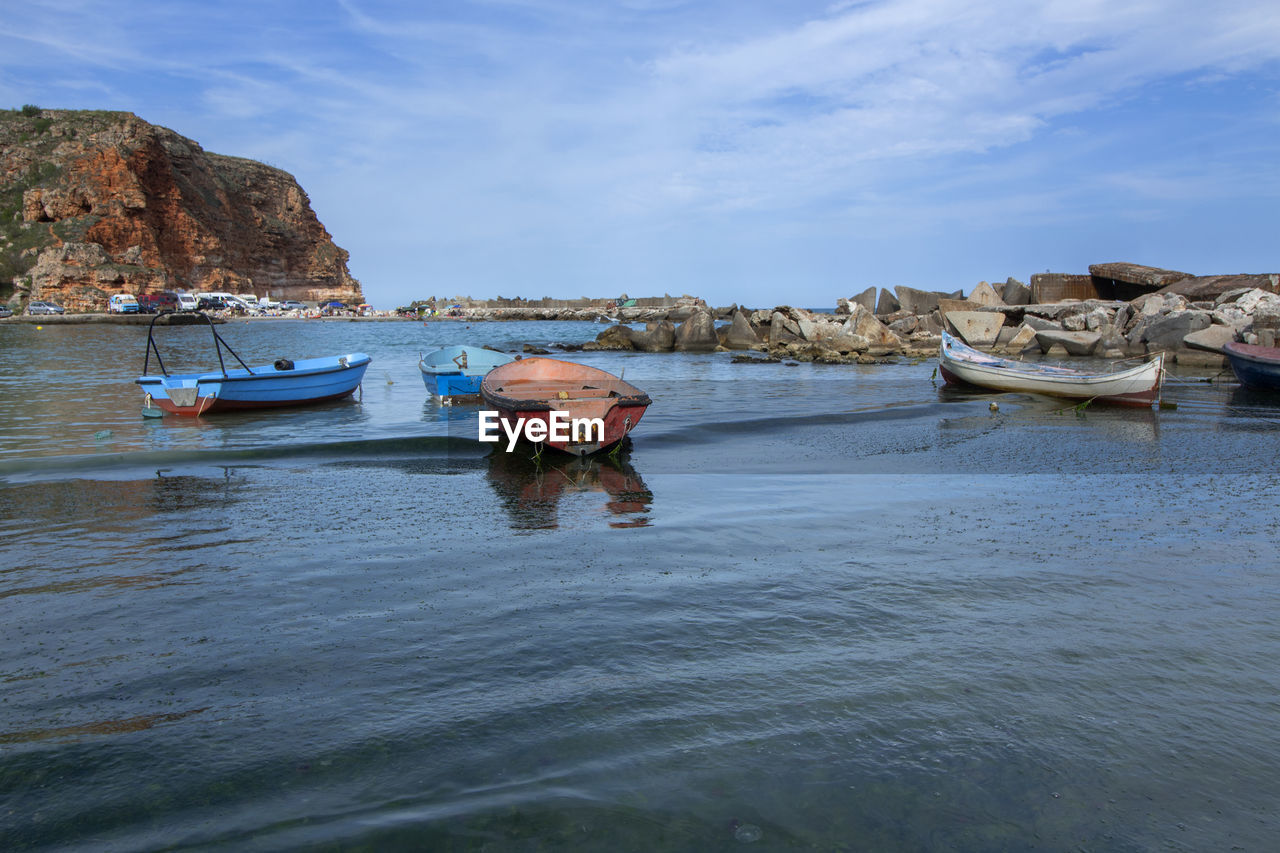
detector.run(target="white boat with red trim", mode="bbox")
[938,330,1163,406]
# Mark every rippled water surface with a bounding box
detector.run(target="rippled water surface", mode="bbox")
[2,318,1279,851]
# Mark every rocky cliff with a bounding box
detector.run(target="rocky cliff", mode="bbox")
[1,107,362,311]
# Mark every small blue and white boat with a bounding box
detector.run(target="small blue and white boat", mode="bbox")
[419,345,514,404]
[136,313,370,416]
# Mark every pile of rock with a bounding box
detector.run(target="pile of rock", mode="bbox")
[583,266,1280,366]
[435,297,709,325]
[584,301,932,363]
[937,286,1280,368]
[583,279,1014,363]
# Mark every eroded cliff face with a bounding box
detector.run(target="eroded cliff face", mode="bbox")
[1,108,362,311]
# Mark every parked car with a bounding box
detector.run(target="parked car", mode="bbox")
[0,305,12,318]
[108,294,140,314]
[197,295,230,311]
[279,300,306,311]
[175,293,199,312]
[137,292,179,314]
[28,300,65,315]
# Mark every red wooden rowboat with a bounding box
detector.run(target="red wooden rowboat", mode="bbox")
[480,357,650,456]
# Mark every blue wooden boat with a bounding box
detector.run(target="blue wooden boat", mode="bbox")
[136,313,371,416]
[419,345,514,404]
[1223,341,1280,390]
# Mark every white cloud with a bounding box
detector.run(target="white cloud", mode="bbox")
[623,0,1280,215]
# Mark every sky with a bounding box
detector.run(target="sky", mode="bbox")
[2,0,1279,309]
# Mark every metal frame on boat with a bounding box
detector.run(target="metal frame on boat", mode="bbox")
[419,345,514,404]
[135,313,371,416]
[938,330,1164,406]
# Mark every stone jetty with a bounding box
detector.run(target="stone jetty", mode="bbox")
[416,294,700,324]
[570,263,1280,366]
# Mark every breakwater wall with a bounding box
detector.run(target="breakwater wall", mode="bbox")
[565,265,1280,366]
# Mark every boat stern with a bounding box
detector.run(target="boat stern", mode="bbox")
[136,376,220,415]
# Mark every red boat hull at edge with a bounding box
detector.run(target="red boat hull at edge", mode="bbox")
[480,357,652,457]
[491,400,648,456]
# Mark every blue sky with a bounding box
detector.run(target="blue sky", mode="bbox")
[3,0,1279,308]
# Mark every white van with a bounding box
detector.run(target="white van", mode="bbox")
[176,293,199,311]
[108,293,139,314]
[237,294,259,307]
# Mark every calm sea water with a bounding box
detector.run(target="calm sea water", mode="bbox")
[2,318,1279,851]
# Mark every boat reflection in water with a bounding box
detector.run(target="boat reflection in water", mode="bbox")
[1224,385,1280,432]
[486,445,652,529]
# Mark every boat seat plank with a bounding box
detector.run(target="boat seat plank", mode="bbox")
[492,382,621,400]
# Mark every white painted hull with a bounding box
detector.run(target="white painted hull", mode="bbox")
[939,332,1163,405]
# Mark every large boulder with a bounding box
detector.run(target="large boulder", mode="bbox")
[588,324,636,350]
[1214,287,1255,306]
[1184,324,1243,353]
[673,309,718,351]
[1034,329,1101,356]
[1001,323,1039,353]
[1096,327,1130,357]
[917,311,944,335]
[1134,292,1188,317]
[792,308,822,342]
[945,310,1004,347]
[1142,310,1212,351]
[843,304,904,351]
[1236,288,1280,315]
[720,310,763,350]
[894,285,943,315]
[887,314,919,335]
[1020,314,1064,332]
[848,287,876,313]
[768,310,802,347]
[1253,303,1280,331]
[1213,304,1249,326]
[666,304,700,323]
[631,318,676,352]
[1001,278,1031,305]
[1156,273,1279,301]
[1086,309,1114,331]
[875,288,900,316]
[968,281,1005,307]
[1024,302,1094,322]
[828,331,870,353]
[938,297,983,314]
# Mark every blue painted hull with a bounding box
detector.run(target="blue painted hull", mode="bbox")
[1224,342,1280,391]
[430,373,484,398]
[137,353,371,415]
[420,345,514,402]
